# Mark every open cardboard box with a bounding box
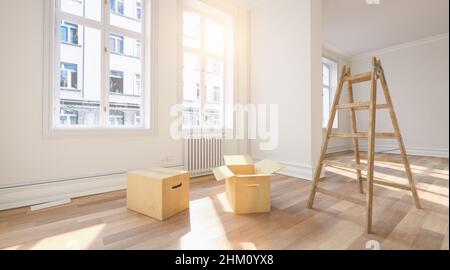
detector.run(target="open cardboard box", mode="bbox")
[213,155,284,214]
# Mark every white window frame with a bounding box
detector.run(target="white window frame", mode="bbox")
[180,2,233,132]
[43,0,157,137]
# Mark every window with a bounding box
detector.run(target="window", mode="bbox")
[109,110,125,126]
[60,21,78,45]
[183,108,200,127]
[181,5,233,129]
[322,57,338,129]
[136,1,142,20]
[134,73,141,95]
[47,0,151,131]
[110,34,124,54]
[110,70,124,94]
[135,40,141,57]
[110,0,124,15]
[60,63,78,89]
[60,109,78,125]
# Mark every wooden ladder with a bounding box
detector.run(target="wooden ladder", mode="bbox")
[307,57,421,234]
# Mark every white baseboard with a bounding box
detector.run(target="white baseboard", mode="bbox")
[358,144,449,158]
[327,144,352,154]
[0,173,127,211]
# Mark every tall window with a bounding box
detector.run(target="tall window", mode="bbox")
[49,0,150,129]
[322,57,338,129]
[181,4,232,130]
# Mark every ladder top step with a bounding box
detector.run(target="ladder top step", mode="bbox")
[322,159,367,171]
[344,72,372,84]
[329,132,398,139]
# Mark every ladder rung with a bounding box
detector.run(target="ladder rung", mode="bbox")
[354,104,390,111]
[336,102,370,109]
[329,132,398,139]
[322,159,367,171]
[361,177,411,191]
[344,72,372,84]
[316,187,366,206]
[336,103,390,110]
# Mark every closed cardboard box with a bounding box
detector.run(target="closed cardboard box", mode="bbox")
[213,156,284,214]
[127,167,190,221]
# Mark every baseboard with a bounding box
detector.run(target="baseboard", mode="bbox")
[0,173,127,211]
[358,144,449,158]
[0,165,185,211]
[327,144,352,154]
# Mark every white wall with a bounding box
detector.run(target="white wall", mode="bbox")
[0,0,250,209]
[250,0,323,180]
[350,34,449,157]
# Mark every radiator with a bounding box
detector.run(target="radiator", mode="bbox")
[184,135,224,177]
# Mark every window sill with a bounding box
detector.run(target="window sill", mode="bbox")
[61,42,82,47]
[43,127,156,139]
[61,88,81,92]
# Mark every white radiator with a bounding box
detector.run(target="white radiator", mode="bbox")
[184,135,224,177]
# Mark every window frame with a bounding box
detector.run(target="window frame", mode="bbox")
[43,0,157,138]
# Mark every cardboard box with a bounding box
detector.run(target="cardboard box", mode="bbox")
[213,156,284,214]
[127,167,190,221]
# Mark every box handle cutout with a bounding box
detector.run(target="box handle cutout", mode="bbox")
[172,183,183,189]
[247,184,260,188]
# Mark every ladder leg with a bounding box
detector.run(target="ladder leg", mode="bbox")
[347,72,364,194]
[365,58,378,234]
[308,66,349,208]
[377,60,421,209]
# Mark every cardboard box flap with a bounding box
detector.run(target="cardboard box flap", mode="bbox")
[223,155,253,166]
[254,159,285,174]
[212,166,235,181]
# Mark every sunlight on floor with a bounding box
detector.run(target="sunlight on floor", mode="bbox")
[15,224,106,250]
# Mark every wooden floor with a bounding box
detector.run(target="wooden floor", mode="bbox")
[0,153,448,250]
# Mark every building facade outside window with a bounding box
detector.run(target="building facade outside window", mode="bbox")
[48,0,150,131]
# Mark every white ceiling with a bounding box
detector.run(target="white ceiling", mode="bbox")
[323,0,449,57]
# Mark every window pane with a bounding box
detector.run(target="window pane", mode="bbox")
[109,34,142,127]
[183,52,201,103]
[323,64,330,86]
[59,22,101,126]
[183,107,200,128]
[205,19,224,55]
[205,58,223,105]
[323,87,330,128]
[61,0,101,22]
[110,0,142,33]
[183,11,201,49]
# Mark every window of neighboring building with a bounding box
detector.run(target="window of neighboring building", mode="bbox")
[60,109,79,125]
[109,110,125,126]
[181,3,233,129]
[60,21,78,45]
[110,34,124,54]
[322,57,339,129]
[183,108,200,127]
[136,1,142,20]
[135,40,141,57]
[110,70,124,94]
[47,0,151,131]
[134,73,141,95]
[60,63,78,89]
[110,0,124,15]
